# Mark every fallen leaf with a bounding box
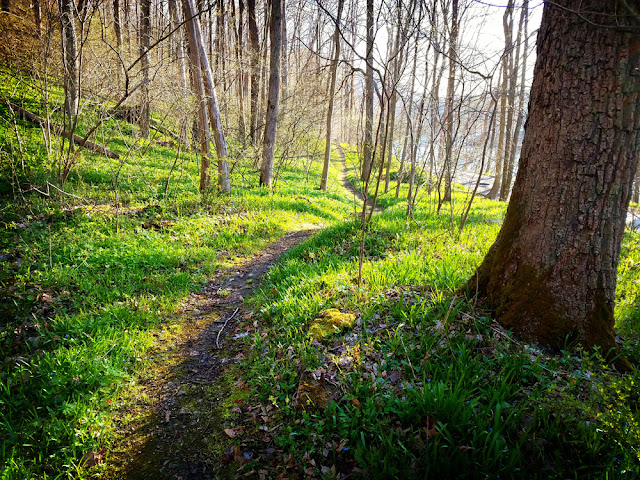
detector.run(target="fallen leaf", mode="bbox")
[224,426,244,438]
[423,417,437,438]
[351,398,361,409]
[80,449,104,468]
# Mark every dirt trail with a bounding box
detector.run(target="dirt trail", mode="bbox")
[106,150,367,479]
[106,228,318,479]
[336,145,383,215]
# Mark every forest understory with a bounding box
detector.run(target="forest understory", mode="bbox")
[2,0,640,476]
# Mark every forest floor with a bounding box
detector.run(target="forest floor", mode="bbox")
[105,228,319,479]
[2,68,640,479]
[104,156,370,479]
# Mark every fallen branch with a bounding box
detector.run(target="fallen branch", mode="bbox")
[216,307,239,348]
[3,100,120,159]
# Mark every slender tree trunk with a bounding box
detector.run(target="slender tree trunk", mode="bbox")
[184,7,212,192]
[396,38,420,198]
[505,0,529,193]
[235,0,246,142]
[442,0,458,203]
[139,0,151,138]
[58,0,79,135]
[385,12,403,194]
[499,0,517,201]
[260,0,282,187]
[464,0,640,369]
[33,0,41,36]
[361,0,374,182]
[488,62,507,199]
[281,0,288,109]
[247,0,260,144]
[183,0,231,192]
[320,0,344,191]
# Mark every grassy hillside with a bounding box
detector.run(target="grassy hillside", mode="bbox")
[1,68,639,479]
[0,69,354,478]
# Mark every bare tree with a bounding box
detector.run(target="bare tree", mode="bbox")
[320,0,344,191]
[260,0,283,187]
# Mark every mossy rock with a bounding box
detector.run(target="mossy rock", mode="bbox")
[308,308,356,340]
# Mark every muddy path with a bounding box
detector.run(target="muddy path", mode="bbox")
[105,228,318,479]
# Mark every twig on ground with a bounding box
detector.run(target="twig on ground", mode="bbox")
[216,307,239,348]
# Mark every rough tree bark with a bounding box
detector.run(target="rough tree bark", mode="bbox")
[320,0,344,191]
[259,0,282,187]
[464,0,640,369]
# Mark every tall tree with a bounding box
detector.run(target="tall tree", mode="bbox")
[320,0,344,191]
[247,0,260,144]
[58,0,79,134]
[463,0,640,369]
[260,0,282,187]
[139,0,151,138]
[442,0,458,203]
[183,0,232,193]
[499,0,521,201]
[361,0,374,182]
[504,0,529,196]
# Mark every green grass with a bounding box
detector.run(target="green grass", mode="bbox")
[0,68,354,478]
[234,162,640,478]
[2,66,640,479]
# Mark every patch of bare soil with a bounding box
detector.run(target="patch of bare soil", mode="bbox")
[104,228,318,480]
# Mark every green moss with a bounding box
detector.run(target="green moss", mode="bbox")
[307,308,356,340]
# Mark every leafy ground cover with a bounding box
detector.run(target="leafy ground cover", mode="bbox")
[0,69,354,478]
[222,167,640,478]
[2,68,639,479]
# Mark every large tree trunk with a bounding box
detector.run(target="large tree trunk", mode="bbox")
[361,0,374,182]
[320,0,344,191]
[259,0,282,187]
[464,0,640,368]
[139,0,151,138]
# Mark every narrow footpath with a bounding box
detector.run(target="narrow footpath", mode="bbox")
[106,151,368,479]
[106,229,318,479]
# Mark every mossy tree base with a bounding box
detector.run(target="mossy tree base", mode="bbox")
[464,0,640,372]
